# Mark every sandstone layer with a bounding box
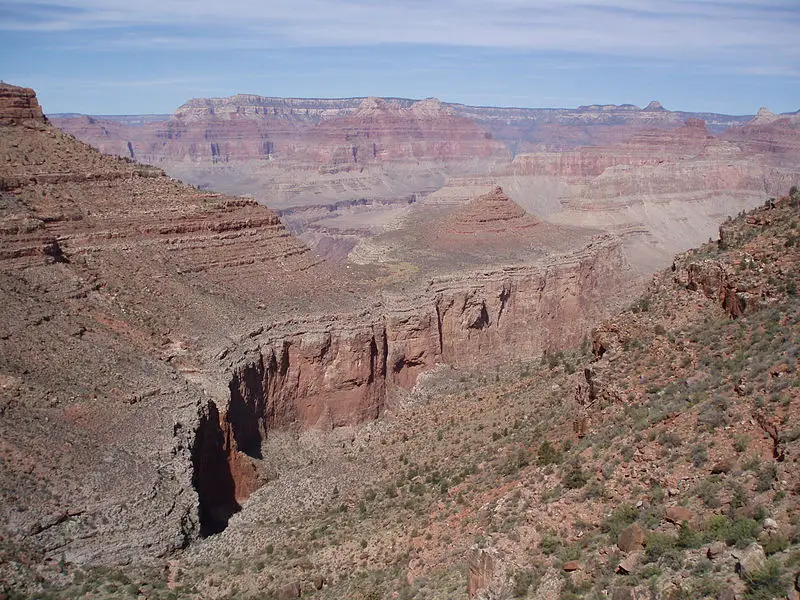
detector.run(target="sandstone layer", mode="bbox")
[1,84,630,568]
[427,118,800,273]
[51,96,799,274]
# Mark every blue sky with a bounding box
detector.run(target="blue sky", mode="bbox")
[1,0,798,115]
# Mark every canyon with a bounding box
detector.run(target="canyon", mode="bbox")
[52,95,800,274]
[1,83,630,575]
[3,82,799,598]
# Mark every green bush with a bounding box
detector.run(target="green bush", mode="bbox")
[644,532,681,567]
[563,461,588,489]
[512,568,539,598]
[724,518,761,548]
[744,558,787,600]
[602,504,638,537]
[762,535,789,556]
[755,464,777,492]
[537,440,562,466]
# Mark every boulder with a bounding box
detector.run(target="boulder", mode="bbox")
[618,523,645,552]
[312,574,325,590]
[563,560,581,572]
[711,457,736,474]
[276,581,301,600]
[733,543,766,579]
[762,517,778,531]
[467,548,494,598]
[665,506,694,524]
[616,552,640,575]
[706,541,727,560]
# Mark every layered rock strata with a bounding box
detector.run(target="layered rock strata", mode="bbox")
[1,85,630,565]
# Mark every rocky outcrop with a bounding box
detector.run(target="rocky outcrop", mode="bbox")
[0,84,335,564]
[447,186,539,234]
[51,95,753,164]
[208,232,628,516]
[0,83,45,124]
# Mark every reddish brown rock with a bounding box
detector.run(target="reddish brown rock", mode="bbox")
[467,548,495,598]
[707,541,727,560]
[711,457,736,474]
[563,560,582,572]
[0,83,45,124]
[665,506,694,524]
[447,186,539,235]
[617,523,645,552]
[616,552,641,575]
[1,83,634,568]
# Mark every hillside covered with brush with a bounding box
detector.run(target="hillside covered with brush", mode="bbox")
[6,187,798,600]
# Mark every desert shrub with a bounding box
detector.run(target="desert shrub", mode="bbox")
[762,535,789,556]
[694,477,722,508]
[724,518,761,548]
[537,440,562,466]
[644,532,681,567]
[698,396,728,431]
[562,461,588,489]
[583,480,605,500]
[755,464,777,492]
[539,534,560,555]
[676,523,702,549]
[631,295,652,313]
[511,568,539,598]
[602,504,638,537]
[728,481,749,511]
[500,448,531,476]
[744,558,787,600]
[658,431,681,448]
[691,443,708,467]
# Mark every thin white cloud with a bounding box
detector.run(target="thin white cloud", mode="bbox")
[2,1,797,70]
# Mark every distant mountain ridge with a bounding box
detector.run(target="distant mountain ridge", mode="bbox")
[50,94,762,133]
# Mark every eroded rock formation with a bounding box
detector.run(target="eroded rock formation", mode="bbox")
[0,83,45,124]
[1,84,632,564]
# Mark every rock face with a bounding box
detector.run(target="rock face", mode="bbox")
[53,95,509,170]
[0,83,45,124]
[617,523,645,552]
[1,84,631,566]
[733,543,766,579]
[50,94,800,273]
[437,117,800,272]
[448,186,539,235]
[51,95,752,163]
[467,548,496,597]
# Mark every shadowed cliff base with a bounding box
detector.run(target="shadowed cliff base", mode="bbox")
[191,401,240,537]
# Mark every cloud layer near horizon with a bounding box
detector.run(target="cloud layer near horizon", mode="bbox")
[2,1,797,61]
[1,1,797,114]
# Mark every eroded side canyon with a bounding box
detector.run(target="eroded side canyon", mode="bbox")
[1,84,631,563]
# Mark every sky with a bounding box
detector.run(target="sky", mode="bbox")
[1,0,798,116]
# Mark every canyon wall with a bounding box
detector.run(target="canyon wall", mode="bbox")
[194,234,627,535]
[49,95,761,211]
[1,83,632,563]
